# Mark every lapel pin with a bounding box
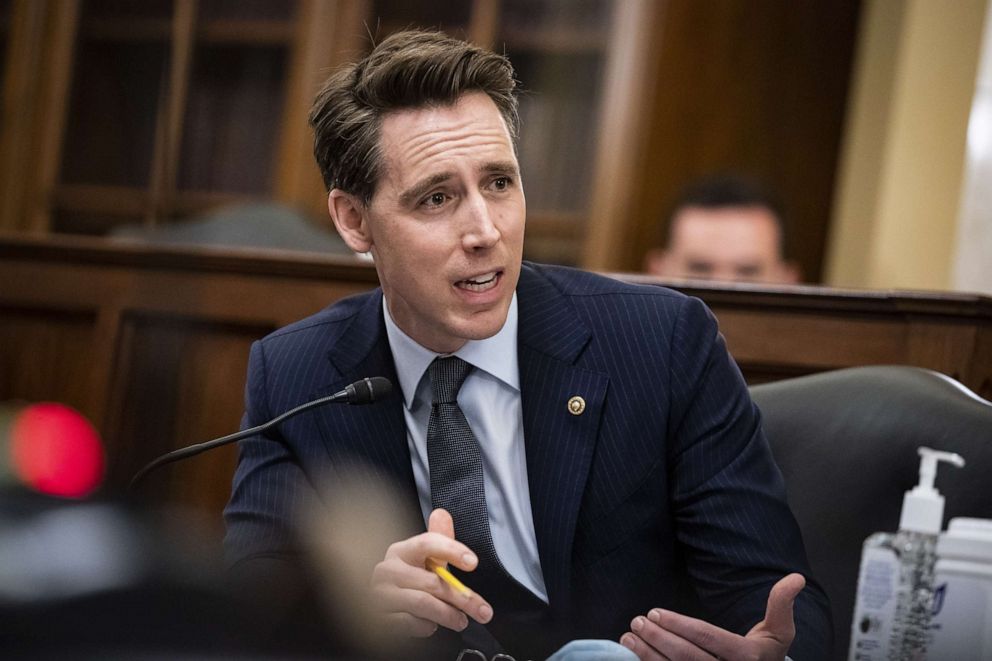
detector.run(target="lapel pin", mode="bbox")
[567,396,586,416]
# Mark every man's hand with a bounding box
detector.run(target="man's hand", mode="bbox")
[370,508,494,638]
[619,573,805,661]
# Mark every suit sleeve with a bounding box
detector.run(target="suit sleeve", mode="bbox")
[667,296,832,660]
[223,340,321,569]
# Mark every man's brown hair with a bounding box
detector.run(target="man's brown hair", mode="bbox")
[309,30,519,203]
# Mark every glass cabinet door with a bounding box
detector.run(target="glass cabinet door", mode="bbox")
[8,0,623,266]
[498,0,612,265]
[54,0,301,234]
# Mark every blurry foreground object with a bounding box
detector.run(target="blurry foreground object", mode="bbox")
[6,403,104,499]
[0,491,349,658]
[0,401,360,659]
[301,466,424,658]
[644,174,800,284]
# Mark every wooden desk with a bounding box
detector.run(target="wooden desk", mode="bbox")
[2,235,990,538]
[619,273,992,396]
[0,235,376,532]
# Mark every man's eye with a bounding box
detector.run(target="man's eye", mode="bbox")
[736,265,762,278]
[424,192,447,208]
[686,261,714,276]
[492,176,510,190]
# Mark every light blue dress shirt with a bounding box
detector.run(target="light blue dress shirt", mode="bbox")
[383,294,549,602]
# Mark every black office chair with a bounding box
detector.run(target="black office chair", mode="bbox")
[750,366,992,660]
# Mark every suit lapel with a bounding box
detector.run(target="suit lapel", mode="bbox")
[517,265,609,618]
[312,290,420,519]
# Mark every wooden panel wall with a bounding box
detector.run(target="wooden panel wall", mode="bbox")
[664,283,992,398]
[2,236,990,546]
[102,314,269,525]
[0,306,97,412]
[0,235,378,542]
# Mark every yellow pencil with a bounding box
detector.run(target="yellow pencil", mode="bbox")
[428,561,472,596]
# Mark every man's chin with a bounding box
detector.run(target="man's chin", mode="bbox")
[458,321,506,343]
[455,308,512,341]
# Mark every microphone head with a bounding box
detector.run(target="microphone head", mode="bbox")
[345,376,393,404]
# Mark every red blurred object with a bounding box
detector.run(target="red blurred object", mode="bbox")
[10,403,105,498]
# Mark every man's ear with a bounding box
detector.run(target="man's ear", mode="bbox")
[328,189,373,254]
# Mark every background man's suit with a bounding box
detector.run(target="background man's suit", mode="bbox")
[224,262,832,659]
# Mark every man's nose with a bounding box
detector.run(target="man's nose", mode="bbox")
[461,193,501,251]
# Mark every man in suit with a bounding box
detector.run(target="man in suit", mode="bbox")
[224,30,831,661]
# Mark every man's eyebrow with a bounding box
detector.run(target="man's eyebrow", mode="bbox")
[399,172,453,207]
[398,162,520,207]
[482,160,520,176]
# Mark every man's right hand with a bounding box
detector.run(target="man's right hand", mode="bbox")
[370,508,494,637]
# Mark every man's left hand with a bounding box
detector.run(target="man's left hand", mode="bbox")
[619,573,805,661]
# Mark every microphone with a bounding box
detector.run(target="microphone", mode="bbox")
[129,376,392,490]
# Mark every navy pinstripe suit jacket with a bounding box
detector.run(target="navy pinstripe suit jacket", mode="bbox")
[224,262,831,659]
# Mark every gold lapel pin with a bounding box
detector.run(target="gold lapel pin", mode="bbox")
[567,396,586,415]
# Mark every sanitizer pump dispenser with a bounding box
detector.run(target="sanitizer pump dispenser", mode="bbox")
[848,447,965,661]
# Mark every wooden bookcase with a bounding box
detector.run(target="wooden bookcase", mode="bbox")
[0,1,9,74]
[0,0,645,266]
[0,0,368,236]
[0,1,860,277]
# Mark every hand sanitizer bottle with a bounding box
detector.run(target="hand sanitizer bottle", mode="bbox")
[848,447,965,661]
[929,517,992,660]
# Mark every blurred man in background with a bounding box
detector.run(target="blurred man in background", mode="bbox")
[645,174,800,284]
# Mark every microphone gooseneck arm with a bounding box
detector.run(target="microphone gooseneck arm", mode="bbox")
[129,376,392,490]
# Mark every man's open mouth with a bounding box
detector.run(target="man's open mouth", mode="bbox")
[456,271,500,293]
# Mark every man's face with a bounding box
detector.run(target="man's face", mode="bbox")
[332,92,525,354]
[647,205,798,284]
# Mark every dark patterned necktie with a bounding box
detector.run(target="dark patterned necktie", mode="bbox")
[426,356,505,576]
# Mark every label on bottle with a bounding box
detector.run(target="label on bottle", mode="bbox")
[849,545,898,660]
[929,574,989,661]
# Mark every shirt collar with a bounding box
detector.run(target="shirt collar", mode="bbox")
[383,293,520,410]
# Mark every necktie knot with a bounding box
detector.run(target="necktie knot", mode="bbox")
[429,356,473,404]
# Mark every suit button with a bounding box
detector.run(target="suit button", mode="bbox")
[567,396,585,415]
